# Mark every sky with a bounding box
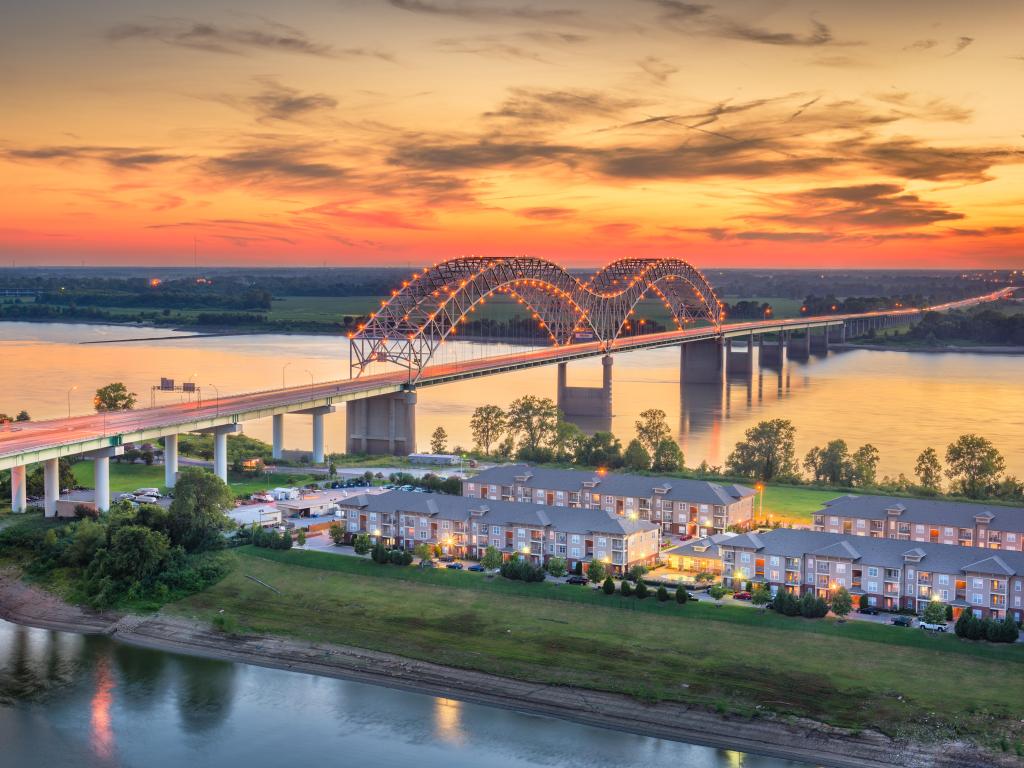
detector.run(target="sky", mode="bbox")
[1,0,1023,268]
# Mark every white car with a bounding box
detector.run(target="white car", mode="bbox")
[919,621,947,632]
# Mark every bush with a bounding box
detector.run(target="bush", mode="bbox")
[500,557,546,582]
[656,585,669,602]
[546,556,567,577]
[635,582,649,599]
[798,590,828,619]
[773,589,801,616]
[371,541,389,564]
[352,533,371,555]
[602,577,615,595]
[627,564,648,583]
[586,559,606,583]
[675,586,688,605]
[620,580,633,597]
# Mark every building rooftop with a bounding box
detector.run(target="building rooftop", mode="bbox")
[820,494,1024,532]
[663,532,738,557]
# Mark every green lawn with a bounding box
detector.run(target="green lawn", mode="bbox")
[70,461,317,497]
[170,547,1023,748]
[757,484,841,525]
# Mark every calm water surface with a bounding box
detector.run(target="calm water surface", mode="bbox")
[1,321,1022,477]
[0,619,812,768]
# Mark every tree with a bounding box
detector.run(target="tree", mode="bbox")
[850,444,880,487]
[470,405,506,455]
[93,382,137,412]
[635,408,670,457]
[627,564,648,582]
[922,599,948,625]
[914,447,943,493]
[328,461,337,478]
[945,434,1005,499]
[620,580,633,597]
[725,419,798,481]
[414,542,434,562]
[586,559,607,582]
[505,395,558,454]
[603,576,616,595]
[651,439,685,473]
[709,584,728,606]
[328,523,345,545]
[546,556,567,577]
[166,468,234,553]
[635,581,649,599]
[480,546,503,570]
[656,585,669,602]
[371,541,388,563]
[430,426,449,454]
[15,410,29,422]
[551,419,586,463]
[751,585,772,613]
[578,432,623,468]
[64,519,106,567]
[353,533,372,555]
[807,439,851,485]
[675,585,688,605]
[296,529,306,548]
[622,439,651,471]
[97,525,170,585]
[831,587,853,619]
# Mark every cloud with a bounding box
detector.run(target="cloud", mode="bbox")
[715,18,835,47]
[241,78,338,122]
[483,88,643,124]
[637,56,678,84]
[762,183,965,229]
[107,18,390,59]
[436,37,551,62]
[949,226,1023,237]
[947,36,974,56]
[389,139,576,170]
[644,1,708,21]
[871,92,972,122]
[203,146,349,183]
[387,0,579,22]
[642,2,848,47]
[855,137,1019,181]
[904,39,937,51]
[5,145,185,169]
[517,206,576,219]
[299,201,435,229]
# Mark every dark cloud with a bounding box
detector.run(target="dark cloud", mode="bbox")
[637,56,678,84]
[644,0,708,21]
[387,0,579,22]
[243,79,338,121]
[855,137,1019,181]
[785,96,820,122]
[517,206,576,219]
[949,226,1023,237]
[483,88,643,124]
[436,37,550,62]
[872,92,972,122]
[904,39,937,52]
[715,18,834,47]
[947,36,974,56]
[389,139,576,170]
[107,18,391,60]
[6,145,185,169]
[763,183,965,229]
[203,146,348,183]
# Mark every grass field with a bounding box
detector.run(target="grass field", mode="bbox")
[70,461,317,496]
[170,547,1024,747]
[757,484,841,524]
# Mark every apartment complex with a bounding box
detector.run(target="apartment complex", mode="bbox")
[335,490,661,574]
[464,465,756,537]
[813,495,1024,552]
[662,533,738,574]
[719,528,1024,622]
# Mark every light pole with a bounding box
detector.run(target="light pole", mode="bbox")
[66,385,77,420]
[208,383,220,417]
[756,483,765,523]
[304,369,314,396]
[282,362,291,389]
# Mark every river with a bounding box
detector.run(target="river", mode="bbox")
[1,321,1022,477]
[0,619,812,768]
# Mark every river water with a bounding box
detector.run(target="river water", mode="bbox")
[1,321,1022,477]
[0,619,811,768]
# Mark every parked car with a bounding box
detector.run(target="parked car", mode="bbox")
[732,591,752,601]
[467,564,485,572]
[419,559,436,568]
[399,485,415,492]
[565,575,589,585]
[919,621,947,632]
[445,562,464,570]
[891,615,913,627]
[858,605,880,615]
[439,555,455,563]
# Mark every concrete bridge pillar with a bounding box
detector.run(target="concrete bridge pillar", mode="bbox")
[681,339,725,383]
[557,357,612,419]
[293,405,335,463]
[272,414,284,460]
[164,434,178,488]
[788,331,811,360]
[43,458,59,518]
[759,333,785,366]
[10,465,26,513]
[810,327,830,354]
[726,335,756,376]
[829,324,847,344]
[82,446,123,512]
[346,392,416,455]
[193,423,241,483]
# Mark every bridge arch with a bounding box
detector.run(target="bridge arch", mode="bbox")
[350,256,721,378]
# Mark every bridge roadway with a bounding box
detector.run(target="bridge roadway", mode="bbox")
[0,288,1009,514]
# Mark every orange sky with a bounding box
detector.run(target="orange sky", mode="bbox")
[2,0,1023,268]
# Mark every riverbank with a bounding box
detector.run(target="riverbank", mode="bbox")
[0,569,1016,768]
[834,342,1024,355]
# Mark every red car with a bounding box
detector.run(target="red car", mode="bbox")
[732,591,752,600]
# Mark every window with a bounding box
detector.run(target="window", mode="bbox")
[770,556,779,566]
[570,547,581,558]
[571,534,580,544]
[836,563,847,573]
[938,574,949,585]
[517,528,526,537]
[1008,533,1017,543]
[973,578,983,589]
[867,581,878,592]
[597,537,607,547]
[856,519,865,528]
[906,568,915,580]
[944,528,954,537]
[867,567,878,578]
[971,594,982,604]
[1016,582,1022,592]
[740,552,751,563]
[939,589,949,601]
[829,517,838,526]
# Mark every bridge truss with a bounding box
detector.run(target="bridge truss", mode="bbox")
[350,256,722,380]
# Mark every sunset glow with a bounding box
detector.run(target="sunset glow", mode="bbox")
[3,0,1023,267]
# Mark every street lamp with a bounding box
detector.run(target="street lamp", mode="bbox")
[208,383,220,417]
[66,385,77,420]
[282,362,291,389]
[755,483,765,523]
[304,369,315,396]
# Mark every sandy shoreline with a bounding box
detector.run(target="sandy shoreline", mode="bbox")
[0,571,1014,768]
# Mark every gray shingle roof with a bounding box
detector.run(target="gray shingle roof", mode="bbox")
[664,532,738,557]
[721,528,1024,576]
[820,494,1024,532]
[468,464,756,505]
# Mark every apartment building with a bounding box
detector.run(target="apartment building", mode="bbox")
[662,532,737,574]
[719,528,1024,622]
[463,465,756,537]
[813,495,1024,552]
[335,490,661,574]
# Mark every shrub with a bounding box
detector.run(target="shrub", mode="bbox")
[656,585,669,602]
[602,577,615,595]
[546,557,567,577]
[500,557,546,583]
[586,559,606,583]
[328,523,345,545]
[620,580,633,597]
[352,533,371,555]
[635,581,649,600]
[675,586,688,605]
[371,541,389,564]
[627,564,648,583]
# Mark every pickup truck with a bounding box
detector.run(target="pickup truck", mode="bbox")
[919,621,948,632]
[891,615,913,627]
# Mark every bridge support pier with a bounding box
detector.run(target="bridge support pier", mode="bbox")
[810,327,830,354]
[82,446,123,512]
[43,458,59,518]
[272,414,284,460]
[829,324,847,344]
[759,334,785,366]
[164,434,178,488]
[557,357,612,419]
[193,424,241,483]
[726,336,756,376]
[788,331,811,360]
[346,392,416,456]
[294,406,335,464]
[681,339,724,383]
[10,465,26,513]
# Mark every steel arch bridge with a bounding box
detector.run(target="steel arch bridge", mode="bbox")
[350,256,723,379]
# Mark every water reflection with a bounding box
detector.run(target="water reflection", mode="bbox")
[0,619,813,768]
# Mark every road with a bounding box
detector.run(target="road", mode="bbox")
[0,287,1009,466]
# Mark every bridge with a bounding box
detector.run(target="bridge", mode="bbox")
[0,256,1009,517]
